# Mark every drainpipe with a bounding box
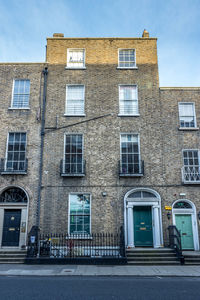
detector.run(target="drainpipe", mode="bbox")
[36,67,48,254]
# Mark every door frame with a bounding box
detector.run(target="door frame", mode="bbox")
[124,188,163,248]
[0,186,29,248]
[172,199,199,251]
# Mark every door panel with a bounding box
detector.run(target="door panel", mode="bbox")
[2,210,21,247]
[175,214,194,250]
[134,206,153,246]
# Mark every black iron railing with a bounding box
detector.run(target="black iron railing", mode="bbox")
[119,226,126,258]
[0,158,28,174]
[27,230,125,259]
[168,225,184,264]
[119,160,144,177]
[60,159,86,177]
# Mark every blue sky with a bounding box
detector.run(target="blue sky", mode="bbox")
[0,0,200,86]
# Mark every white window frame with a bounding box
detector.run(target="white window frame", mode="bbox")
[65,84,85,116]
[117,49,137,69]
[66,48,86,69]
[182,149,200,183]
[178,102,197,129]
[5,132,27,171]
[182,149,200,167]
[120,133,141,173]
[118,84,139,116]
[63,133,84,174]
[68,193,91,235]
[10,79,30,109]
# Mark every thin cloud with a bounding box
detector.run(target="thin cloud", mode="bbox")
[0,0,199,86]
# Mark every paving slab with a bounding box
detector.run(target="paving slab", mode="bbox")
[0,264,200,277]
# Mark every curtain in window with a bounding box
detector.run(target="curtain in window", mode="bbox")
[179,103,195,127]
[119,86,138,115]
[12,80,30,108]
[66,85,84,115]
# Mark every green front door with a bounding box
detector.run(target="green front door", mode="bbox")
[175,214,194,250]
[134,206,153,246]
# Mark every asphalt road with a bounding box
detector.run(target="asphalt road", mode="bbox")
[0,276,200,300]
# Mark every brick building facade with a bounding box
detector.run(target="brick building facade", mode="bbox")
[0,31,199,251]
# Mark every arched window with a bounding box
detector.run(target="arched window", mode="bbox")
[173,201,192,209]
[0,187,28,203]
[128,191,157,199]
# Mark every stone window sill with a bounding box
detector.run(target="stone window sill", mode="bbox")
[178,127,199,131]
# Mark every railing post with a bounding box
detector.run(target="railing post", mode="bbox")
[119,226,125,257]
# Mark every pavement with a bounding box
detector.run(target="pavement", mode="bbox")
[0,264,200,277]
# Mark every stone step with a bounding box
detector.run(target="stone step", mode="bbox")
[0,258,25,263]
[127,261,180,265]
[0,250,27,263]
[184,256,200,259]
[0,251,27,254]
[127,253,176,257]
[184,262,200,265]
[127,256,178,261]
[0,254,26,258]
[126,249,174,254]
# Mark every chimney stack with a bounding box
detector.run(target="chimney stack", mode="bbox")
[53,33,64,38]
[142,29,149,38]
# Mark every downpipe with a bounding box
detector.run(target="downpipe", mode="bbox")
[36,67,48,257]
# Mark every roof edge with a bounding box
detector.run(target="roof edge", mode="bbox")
[160,87,200,90]
[46,37,157,41]
[0,62,45,65]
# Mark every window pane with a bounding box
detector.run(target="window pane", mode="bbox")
[6,133,27,172]
[12,80,30,108]
[119,86,138,115]
[119,49,135,68]
[183,150,199,166]
[66,85,84,115]
[69,194,90,234]
[64,134,83,174]
[128,191,142,198]
[67,49,85,68]
[179,103,195,128]
[142,191,156,198]
[7,153,13,160]
[120,134,140,174]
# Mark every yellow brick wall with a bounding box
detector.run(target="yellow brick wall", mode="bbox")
[46,37,158,66]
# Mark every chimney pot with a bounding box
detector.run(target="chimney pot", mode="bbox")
[142,29,149,38]
[53,33,64,38]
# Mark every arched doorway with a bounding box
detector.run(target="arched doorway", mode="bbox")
[172,199,199,251]
[124,188,163,248]
[0,186,29,248]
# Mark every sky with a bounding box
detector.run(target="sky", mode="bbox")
[0,0,200,87]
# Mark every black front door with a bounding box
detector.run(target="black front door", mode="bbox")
[2,210,21,246]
